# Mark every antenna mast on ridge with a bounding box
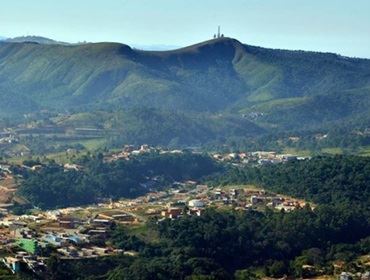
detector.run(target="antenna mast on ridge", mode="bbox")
[213,26,224,39]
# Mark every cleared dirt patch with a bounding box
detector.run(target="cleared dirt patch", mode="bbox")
[0,176,17,204]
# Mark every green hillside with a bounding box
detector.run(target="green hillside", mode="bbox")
[0,37,369,145]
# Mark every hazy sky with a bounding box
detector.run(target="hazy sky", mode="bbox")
[1,0,369,57]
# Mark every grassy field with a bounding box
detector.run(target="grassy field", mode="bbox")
[321,146,370,157]
[358,146,370,157]
[74,138,107,150]
[284,146,370,157]
[282,148,313,157]
[127,223,160,244]
[218,184,260,191]
[6,137,107,165]
[7,150,80,165]
[321,147,344,155]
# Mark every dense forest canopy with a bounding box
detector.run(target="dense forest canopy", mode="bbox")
[17,152,221,209]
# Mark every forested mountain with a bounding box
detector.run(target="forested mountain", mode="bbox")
[0,37,369,144]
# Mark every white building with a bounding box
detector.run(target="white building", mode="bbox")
[188,199,205,208]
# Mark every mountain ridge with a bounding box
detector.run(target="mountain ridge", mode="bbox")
[0,37,369,145]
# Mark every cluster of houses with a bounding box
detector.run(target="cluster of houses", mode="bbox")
[160,199,205,219]
[339,271,370,280]
[0,134,18,145]
[0,131,30,158]
[106,144,184,162]
[153,183,311,222]
[0,206,140,275]
[106,145,311,168]
[0,146,323,277]
[2,252,46,275]
[209,187,309,212]
[212,151,308,166]
[0,164,11,174]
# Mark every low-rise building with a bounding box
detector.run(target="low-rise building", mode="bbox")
[161,207,182,219]
[188,199,205,208]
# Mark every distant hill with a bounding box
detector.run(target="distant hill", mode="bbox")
[4,36,69,45]
[0,37,369,145]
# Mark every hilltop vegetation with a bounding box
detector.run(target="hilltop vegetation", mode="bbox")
[0,38,369,147]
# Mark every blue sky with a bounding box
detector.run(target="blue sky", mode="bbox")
[1,0,369,57]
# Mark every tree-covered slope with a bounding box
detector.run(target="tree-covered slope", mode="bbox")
[0,37,369,133]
